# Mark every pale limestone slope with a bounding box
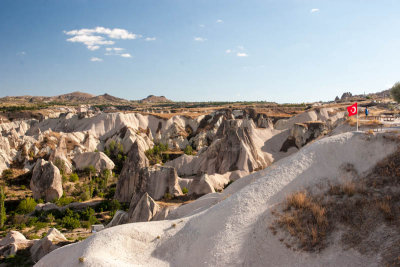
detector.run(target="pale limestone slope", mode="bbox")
[36,132,396,267]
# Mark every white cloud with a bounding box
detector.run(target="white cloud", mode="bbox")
[226,46,248,56]
[216,19,223,23]
[194,37,207,42]
[64,27,139,40]
[237,52,248,57]
[310,8,319,13]
[120,53,132,58]
[145,37,156,41]
[106,47,124,51]
[64,26,140,50]
[90,57,103,62]
[88,45,100,51]
[66,34,114,50]
[16,51,26,56]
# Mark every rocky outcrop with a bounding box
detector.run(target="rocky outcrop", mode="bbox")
[106,210,128,228]
[280,121,328,152]
[72,152,115,173]
[0,136,12,174]
[115,141,150,202]
[155,123,189,150]
[105,126,153,154]
[138,165,182,202]
[118,164,182,208]
[0,231,34,257]
[49,137,72,174]
[152,206,177,221]
[30,159,63,202]
[30,228,67,262]
[127,193,160,223]
[188,174,216,195]
[167,119,269,177]
[341,92,352,100]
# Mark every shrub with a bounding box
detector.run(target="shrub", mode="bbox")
[145,143,169,164]
[110,199,121,212]
[61,216,80,229]
[2,169,13,179]
[47,213,55,223]
[81,208,98,227]
[79,186,92,201]
[17,198,37,214]
[69,173,79,182]
[182,187,188,194]
[183,145,193,155]
[164,192,173,200]
[85,165,96,176]
[0,187,6,228]
[390,82,400,103]
[55,195,75,206]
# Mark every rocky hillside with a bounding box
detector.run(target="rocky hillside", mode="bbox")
[4,102,395,265]
[0,91,128,105]
[140,95,172,103]
[34,132,400,266]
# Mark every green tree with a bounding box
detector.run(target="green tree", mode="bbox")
[69,173,79,182]
[390,82,400,103]
[17,197,37,214]
[0,187,6,228]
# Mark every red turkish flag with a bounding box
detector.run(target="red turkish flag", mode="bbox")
[347,102,358,116]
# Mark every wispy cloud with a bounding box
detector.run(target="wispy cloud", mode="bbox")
[106,47,124,51]
[64,27,139,40]
[310,8,319,13]
[194,37,207,42]
[120,53,132,58]
[226,46,249,57]
[90,57,103,62]
[64,26,140,50]
[16,51,26,56]
[145,37,156,41]
[88,45,100,51]
[216,19,223,23]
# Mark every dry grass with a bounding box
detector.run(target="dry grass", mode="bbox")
[346,117,383,127]
[274,192,329,251]
[271,149,400,265]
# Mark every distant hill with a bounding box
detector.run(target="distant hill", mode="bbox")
[0,91,129,105]
[91,93,128,103]
[54,91,95,102]
[140,95,172,103]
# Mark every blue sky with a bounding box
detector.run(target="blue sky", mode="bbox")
[0,0,399,103]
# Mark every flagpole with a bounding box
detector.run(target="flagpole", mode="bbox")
[356,109,359,131]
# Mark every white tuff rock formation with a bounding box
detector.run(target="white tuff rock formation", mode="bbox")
[30,228,68,262]
[73,152,115,173]
[30,159,63,202]
[35,132,398,266]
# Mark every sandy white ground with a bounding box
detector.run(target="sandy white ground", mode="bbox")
[35,131,397,267]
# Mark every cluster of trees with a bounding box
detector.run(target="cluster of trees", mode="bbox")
[145,143,170,164]
[390,82,400,103]
[104,140,126,174]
